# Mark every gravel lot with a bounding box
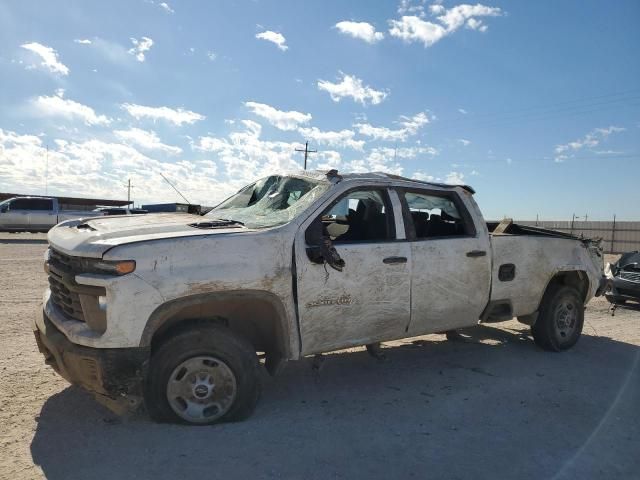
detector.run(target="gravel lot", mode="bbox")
[0,232,638,480]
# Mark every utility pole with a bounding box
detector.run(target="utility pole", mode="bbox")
[570,213,576,235]
[125,179,134,206]
[295,141,317,170]
[611,214,617,254]
[45,145,49,195]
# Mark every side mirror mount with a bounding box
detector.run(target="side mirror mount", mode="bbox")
[305,217,346,271]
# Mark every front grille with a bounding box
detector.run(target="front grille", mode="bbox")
[48,275,86,321]
[48,249,86,322]
[620,271,640,283]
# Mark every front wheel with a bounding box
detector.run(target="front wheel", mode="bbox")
[145,324,261,425]
[531,285,584,351]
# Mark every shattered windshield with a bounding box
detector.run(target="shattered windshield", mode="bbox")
[207,175,330,229]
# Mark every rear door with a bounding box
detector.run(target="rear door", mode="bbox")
[399,188,491,335]
[295,187,411,355]
[27,198,56,230]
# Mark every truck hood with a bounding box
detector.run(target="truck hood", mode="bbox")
[48,213,252,258]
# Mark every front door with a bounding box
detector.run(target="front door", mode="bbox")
[1,198,30,229]
[295,188,411,355]
[400,188,492,335]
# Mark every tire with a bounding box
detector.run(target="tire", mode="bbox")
[144,324,261,425]
[531,284,584,352]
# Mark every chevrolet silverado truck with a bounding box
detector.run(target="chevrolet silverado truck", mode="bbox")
[0,196,104,232]
[33,171,605,425]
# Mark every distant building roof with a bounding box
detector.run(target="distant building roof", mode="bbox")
[0,193,131,207]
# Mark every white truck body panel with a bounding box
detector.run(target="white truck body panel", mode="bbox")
[489,235,602,316]
[38,172,603,363]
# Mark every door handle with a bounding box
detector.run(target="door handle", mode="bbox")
[383,256,407,264]
[466,250,487,258]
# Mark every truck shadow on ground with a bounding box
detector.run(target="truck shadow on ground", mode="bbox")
[31,324,639,480]
[0,238,48,244]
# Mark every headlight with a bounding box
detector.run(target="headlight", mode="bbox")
[88,259,136,275]
[43,248,51,274]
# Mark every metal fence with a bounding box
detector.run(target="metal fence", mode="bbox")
[516,220,640,254]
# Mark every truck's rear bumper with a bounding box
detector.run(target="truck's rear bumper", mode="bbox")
[33,307,149,414]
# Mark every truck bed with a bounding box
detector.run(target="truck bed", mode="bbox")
[487,220,602,319]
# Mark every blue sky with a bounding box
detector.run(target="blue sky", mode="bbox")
[0,0,638,219]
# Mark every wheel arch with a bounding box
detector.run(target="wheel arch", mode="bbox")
[544,270,590,303]
[140,290,292,374]
[518,270,590,326]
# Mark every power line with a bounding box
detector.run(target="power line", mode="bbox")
[431,90,640,131]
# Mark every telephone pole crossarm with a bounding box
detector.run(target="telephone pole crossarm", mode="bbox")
[295,141,317,170]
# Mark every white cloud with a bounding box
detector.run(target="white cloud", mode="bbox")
[313,150,343,170]
[114,127,182,154]
[297,127,365,151]
[74,39,92,45]
[506,157,513,165]
[0,129,226,206]
[128,36,154,62]
[244,102,311,131]
[388,3,503,47]
[255,30,288,51]
[412,171,436,182]
[354,111,430,141]
[194,121,306,185]
[32,91,110,126]
[353,123,408,141]
[158,2,174,13]
[335,21,384,43]
[458,138,471,146]
[458,108,468,114]
[317,73,388,105]
[20,42,69,75]
[445,171,465,184]
[206,51,217,61]
[554,126,625,162]
[121,103,205,126]
[398,0,427,16]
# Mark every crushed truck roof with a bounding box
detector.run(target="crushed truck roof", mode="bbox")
[291,170,476,194]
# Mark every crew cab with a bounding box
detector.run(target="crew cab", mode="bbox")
[0,196,104,232]
[33,171,604,425]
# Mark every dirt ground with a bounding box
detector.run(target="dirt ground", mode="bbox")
[0,232,638,480]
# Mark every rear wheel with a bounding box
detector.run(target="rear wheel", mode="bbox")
[145,324,261,425]
[532,285,584,351]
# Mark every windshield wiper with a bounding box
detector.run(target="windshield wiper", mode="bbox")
[217,218,245,226]
[189,218,245,229]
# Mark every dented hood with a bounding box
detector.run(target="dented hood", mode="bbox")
[47,213,251,258]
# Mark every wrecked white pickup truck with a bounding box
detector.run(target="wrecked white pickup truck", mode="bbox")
[34,170,605,425]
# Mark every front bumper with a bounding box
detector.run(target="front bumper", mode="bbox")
[605,277,640,304]
[33,307,149,414]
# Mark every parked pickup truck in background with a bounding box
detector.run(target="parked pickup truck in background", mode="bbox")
[0,196,104,232]
[33,170,605,425]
